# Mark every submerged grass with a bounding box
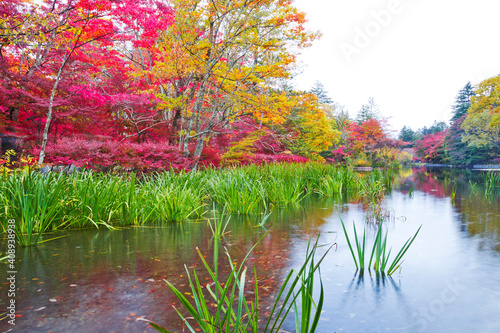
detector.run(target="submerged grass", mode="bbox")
[0,163,397,246]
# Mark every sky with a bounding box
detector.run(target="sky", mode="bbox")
[293,0,500,134]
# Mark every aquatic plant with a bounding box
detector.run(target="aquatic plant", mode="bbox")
[1,172,70,246]
[484,171,500,196]
[450,182,457,205]
[469,180,477,197]
[341,218,421,276]
[147,223,333,333]
[0,164,399,246]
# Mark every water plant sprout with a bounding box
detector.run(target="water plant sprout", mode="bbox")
[340,218,421,276]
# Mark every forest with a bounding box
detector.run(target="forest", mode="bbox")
[400,79,500,165]
[1,1,500,332]
[1,0,499,171]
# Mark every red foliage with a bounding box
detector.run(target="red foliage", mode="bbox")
[249,153,308,165]
[33,138,190,172]
[415,131,447,163]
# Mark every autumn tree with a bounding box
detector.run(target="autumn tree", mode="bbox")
[461,109,500,162]
[152,0,318,167]
[454,75,500,163]
[1,0,119,163]
[0,0,175,164]
[444,115,482,165]
[415,131,447,163]
[279,92,339,160]
[467,75,500,128]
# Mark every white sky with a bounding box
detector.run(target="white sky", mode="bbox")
[293,0,500,133]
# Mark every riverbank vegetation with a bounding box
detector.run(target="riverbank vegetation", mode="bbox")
[1,0,412,173]
[0,163,398,246]
[400,77,500,165]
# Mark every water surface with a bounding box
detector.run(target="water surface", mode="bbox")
[1,167,500,332]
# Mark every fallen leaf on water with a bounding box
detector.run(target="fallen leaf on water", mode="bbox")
[129,313,136,317]
[148,289,155,293]
[108,288,114,291]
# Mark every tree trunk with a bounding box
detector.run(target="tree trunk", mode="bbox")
[38,53,70,165]
[9,107,19,122]
[169,107,182,145]
[191,134,206,171]
[183,81,208,157]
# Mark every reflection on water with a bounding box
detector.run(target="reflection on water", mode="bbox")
[1,167,500,332]
[396,167,500,253]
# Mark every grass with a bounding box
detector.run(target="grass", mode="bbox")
[341,218,421,276]
[0,163,398,246]
[484,171,500,196]
[146,216,334,333]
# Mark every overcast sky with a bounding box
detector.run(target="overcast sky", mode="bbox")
[293,0,500,133]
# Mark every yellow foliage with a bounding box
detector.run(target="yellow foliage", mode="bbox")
[0,150,37,174]
[221,130,264,166]
[469,76,500,128]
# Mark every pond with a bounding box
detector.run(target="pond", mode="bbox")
[1,167,500,332]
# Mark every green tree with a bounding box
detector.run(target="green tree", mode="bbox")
[310,81,332,105]
[419,121,448,136]
[398,126,416,147]
[451,82,475,121]
[356,97,380,124]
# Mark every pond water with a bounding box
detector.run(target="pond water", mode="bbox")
[1,167,500,332]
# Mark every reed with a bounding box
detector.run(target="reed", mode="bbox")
[1,172,69,246]
[484,171,500,196]
[341,218,421,276]
[208,170,267,214]
[450,182,457,205]
[0,164,399,246]
[147,220,333,333]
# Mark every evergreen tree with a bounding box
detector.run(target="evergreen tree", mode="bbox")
[398,126,416,147]
[356,97,380,124]
[419,121,447,136]
[310,81,333,105]
[451,82,475,121]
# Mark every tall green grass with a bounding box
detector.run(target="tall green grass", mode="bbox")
[484,171,500,196]
[0,164,398,246]
[341,218,421,276]
[1,172,70,246]
[147,219,334,333]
